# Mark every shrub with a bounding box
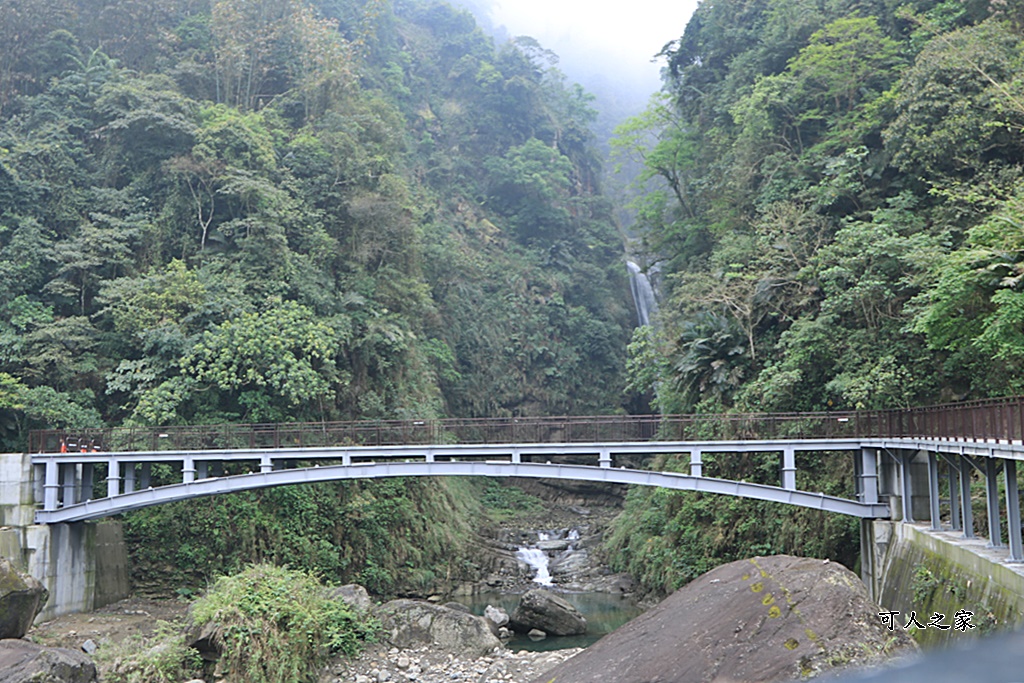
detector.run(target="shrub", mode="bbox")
[189,564,378,683]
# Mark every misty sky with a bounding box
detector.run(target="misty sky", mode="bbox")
[484,0,700,102]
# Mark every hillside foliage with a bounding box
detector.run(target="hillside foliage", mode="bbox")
[607,0,1024,594]
[0,0,631,594]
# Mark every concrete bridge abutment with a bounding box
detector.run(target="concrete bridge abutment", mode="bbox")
[0,453,128,622]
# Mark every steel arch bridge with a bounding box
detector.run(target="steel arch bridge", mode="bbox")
[26,396,1024,563]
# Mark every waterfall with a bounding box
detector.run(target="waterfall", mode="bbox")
[517,547,553,585]
[627,261,659,327]
[517,531,553,585]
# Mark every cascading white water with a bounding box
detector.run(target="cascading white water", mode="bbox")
[626,261,659,327]
[517,532,553,585]
[516,547,553,585]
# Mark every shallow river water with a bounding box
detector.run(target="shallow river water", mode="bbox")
[462,590,645,651]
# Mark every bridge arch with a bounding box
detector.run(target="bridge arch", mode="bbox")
[34,459,889,524]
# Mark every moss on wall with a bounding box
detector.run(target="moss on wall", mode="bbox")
[876,522,1024,649]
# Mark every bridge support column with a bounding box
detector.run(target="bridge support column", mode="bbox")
[599,450,611,468]
[927,452,941,531]
[690,451,702,477]
[196,461,208,480]
[105,459,120,498]
[510,450,520,465]
[81,464,94,503]
[943,456,961,531]
[858,448,878,505]
[899,451,914,523]
[182,456,195,484]
[43,460,59,511]
[124,464,136,493]
[139,463,150,489]
[781,446,796,490]
[61,464,78,507]
[984,457,1004,548]
[1004,459,1023,562]
[960,455,975,539]
[260,454,273,473]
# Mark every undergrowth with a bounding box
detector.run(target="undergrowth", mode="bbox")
[189,564,379,683]
[95,621,201,683]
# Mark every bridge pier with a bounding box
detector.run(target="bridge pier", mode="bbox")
[1,453,128,621]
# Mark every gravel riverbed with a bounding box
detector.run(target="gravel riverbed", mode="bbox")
[324,643,582,683]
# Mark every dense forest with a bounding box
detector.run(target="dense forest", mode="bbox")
[0,0,631,593]
[0,0,632,446]
[607,0,1024,593]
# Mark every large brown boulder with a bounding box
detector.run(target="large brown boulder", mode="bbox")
[510,589,587,636]
[374,599,502,658]
[0,558,48,639]
[531,555,917,683]
[0,639,97,683]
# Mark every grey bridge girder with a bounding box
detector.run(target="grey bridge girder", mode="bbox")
[33,460,890,524]
[30,439,887,524]
[32,437,1024,539]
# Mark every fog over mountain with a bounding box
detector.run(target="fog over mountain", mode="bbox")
[452,0,699,126]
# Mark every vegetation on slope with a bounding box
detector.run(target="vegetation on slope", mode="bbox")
[607,0,1024,595]
[0,0,631,593]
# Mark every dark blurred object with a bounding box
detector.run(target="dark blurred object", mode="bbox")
[829,629,1024,682]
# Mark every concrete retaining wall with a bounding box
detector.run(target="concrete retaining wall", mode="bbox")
[0,453,129,622]
[869,520,1024,648]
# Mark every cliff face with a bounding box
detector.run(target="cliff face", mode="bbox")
[532,554,917,683]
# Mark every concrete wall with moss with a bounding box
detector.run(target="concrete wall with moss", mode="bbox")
[0,453,129,621]
[871,520,1024,648]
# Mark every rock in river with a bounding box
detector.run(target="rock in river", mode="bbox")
[531,554,917,683]
[510,588,587,636]
[374,599,502,658]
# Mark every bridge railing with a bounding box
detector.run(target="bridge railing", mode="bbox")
[28,396,1024,453]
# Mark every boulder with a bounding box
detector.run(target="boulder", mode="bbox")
[374,599,502,658]
[484,604,509,628]
[0,639,97,683]
[530,555,917,683]
[536,539,570,552]
[0,558,48,639]
[510,589,586,636]
[549,549,590,576]
[326,584,373,613]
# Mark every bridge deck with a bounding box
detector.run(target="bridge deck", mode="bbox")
[24,396,1024,566]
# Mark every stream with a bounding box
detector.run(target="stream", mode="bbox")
[466,527,644,651]
[462,590,645,652]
